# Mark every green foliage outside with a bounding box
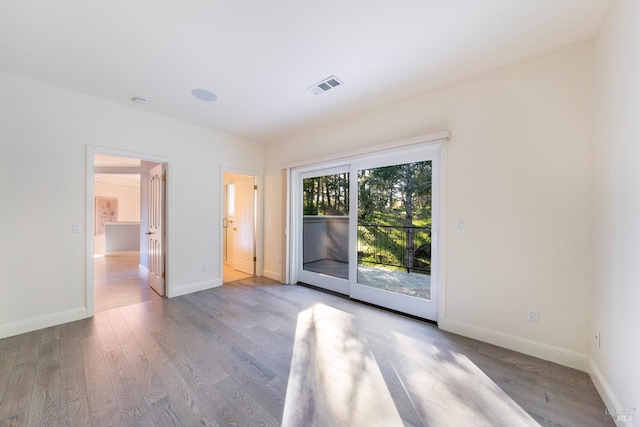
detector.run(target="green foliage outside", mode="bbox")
[303,161,433,274]
[357,161,433,274]
[303,173,349,216]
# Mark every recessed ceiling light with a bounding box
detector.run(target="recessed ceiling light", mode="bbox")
[191,88,218,102]
[131,97,148,106]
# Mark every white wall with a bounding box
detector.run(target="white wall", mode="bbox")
[264,41,595,369]
[94,179,140,225]
[0,70,263,338]
[592,0,640,422]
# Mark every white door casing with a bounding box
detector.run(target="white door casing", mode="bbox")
[148,163,165,296]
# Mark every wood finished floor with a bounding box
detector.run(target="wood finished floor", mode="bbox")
[0,277,613,426]
[223,264,252,283]
[94,255,161,313]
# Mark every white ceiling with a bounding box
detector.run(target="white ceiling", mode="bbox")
[94,154,141,186]
[0,0,612,143]
[95,173,140,187]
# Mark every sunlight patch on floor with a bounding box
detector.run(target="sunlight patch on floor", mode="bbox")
[283,303,541,426]
[388,331,541,426]
[283,304,403,426]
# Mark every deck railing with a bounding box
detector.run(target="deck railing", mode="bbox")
[357,223,431,274]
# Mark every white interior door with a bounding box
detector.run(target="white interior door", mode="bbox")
[148,163,165,296]
[234,175,255,275]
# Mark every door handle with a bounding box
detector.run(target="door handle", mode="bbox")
[145,231,154,235]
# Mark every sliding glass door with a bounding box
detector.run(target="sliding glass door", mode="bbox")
[293,144,441,321]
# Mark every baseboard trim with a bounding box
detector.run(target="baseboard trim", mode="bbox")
[440,318,590,372]
[138,264,149,276]
[263,269,282,282]
[169,279,222,298]
[589,358,631,426]
[0,308,87,339]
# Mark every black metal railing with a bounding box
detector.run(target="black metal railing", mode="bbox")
[357,223,431,274]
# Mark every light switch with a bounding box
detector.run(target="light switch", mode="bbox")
[457,220,465,230]
[72,223,81,233]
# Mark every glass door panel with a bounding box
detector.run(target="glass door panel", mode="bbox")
[349,148,439,321]
[298,168,350,294]
[356,161,432,299]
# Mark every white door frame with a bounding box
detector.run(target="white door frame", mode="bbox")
[285,131,449,323]
[85,146,171,317]
[220,167,263,281]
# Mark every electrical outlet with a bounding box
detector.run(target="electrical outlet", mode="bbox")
[528,308,539,322]
[595,329,601,347]
[202,264,207,272]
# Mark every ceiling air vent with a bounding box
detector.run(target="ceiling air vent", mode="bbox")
[307,75,343,95]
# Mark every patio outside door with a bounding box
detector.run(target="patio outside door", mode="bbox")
[293,143,441,321]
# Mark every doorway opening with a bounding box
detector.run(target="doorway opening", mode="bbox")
[222,171,258,283]
[87,148,169,315]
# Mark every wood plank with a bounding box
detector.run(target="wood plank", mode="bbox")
[15,330,43,363]
[0,336,22,359]
[129,309,249,427]
[26,326,61,427]
[59,337,91,427]
[105,309,167,405]
[26,358,60,427]
[0,360,38,426]
[93,311,122,355]
[120,307,236,427]
[81,334,124,427]
[119,318,203,424]
[0,350,18,405]
[59,321,79,342]
[102,348,153,426]
[216,377,280,427]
